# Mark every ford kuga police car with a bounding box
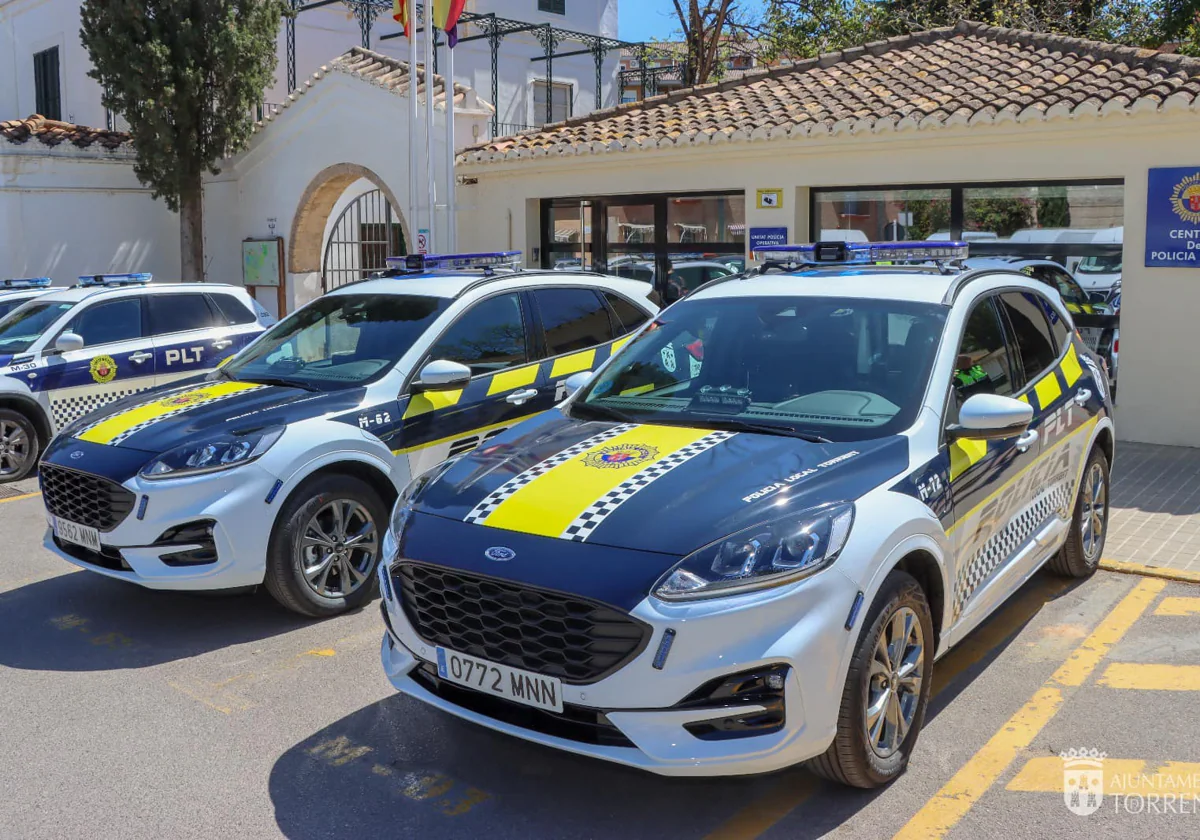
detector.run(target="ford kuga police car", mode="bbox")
[38,253,658,617]
[0,274,271,480]
[379,241,1114,786]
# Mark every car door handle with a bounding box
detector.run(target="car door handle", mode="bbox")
[506,388,538,405]
[1016,429,1039,452]
[1073,389,1092,406]
[129,352,153,364]
[211,339,233,350]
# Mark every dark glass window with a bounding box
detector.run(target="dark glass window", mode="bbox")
[148,294,219,335]
[533,288,615,356]
[67,299,144,346]
[538,0,566,14]
[1000,293,1057,383]
[604,293,649,334]
[207,293,257,326]
[33,47,61,121]
[430,293,527,375]
[954,299,1014,399]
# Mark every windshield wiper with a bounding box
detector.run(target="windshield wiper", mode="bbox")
[701,418,832,443]
[238,375,319,392]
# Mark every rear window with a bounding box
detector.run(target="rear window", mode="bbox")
[148,294,219,335]
[604,293,649,335]
[207,293,257,326]
[533,288,616,356]
[999,293,1058,383]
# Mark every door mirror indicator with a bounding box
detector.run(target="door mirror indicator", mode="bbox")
[414,359,472,391]
[947,393,1034,441]
[54,332,85,354]
[562,371,593,399]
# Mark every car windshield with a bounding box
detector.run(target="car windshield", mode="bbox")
[1077,254,1122,274]
[222,293,450,391]
[573,295,948,443]
[0,300,73,353]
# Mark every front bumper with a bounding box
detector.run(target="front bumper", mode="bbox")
[42,462,281,591]
[379,562,861,777]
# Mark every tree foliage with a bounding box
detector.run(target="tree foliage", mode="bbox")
[80,0,285,280]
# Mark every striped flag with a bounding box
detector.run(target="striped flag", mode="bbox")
[391,0,412,38]
[433,0,467,45]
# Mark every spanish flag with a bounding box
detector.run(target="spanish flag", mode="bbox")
[391,0,412,38]
[431,0,467,31]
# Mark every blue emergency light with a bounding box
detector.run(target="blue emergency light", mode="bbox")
[77,272,153,287]
[385,251,522,273]
[753,241,969,266]
[1,277,52,289]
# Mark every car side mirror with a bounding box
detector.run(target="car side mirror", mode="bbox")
[54,332,85,354]
[947,393,1033,441]
[562,371,593,400]
[413,359,472,391]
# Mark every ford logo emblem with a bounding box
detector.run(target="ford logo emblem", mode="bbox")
[69,450,84,460]
[484,546,515,562]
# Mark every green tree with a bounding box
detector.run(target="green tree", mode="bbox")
[81,0,285,282]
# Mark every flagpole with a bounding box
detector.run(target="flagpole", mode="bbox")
[444,35,457,252]
[407,0,418,254]
[423,3,437,253]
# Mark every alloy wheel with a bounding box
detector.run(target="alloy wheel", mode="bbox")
[0,420,32,478]
[1080,462,1107,562]
[297,499,378,598]
[864,606,925,758]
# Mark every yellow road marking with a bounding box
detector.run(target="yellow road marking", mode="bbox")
[1099,662,1200,691]
[1009,756,1200,796]
[1100,559,1200,585]
[1155,596,1200,617]
[894,577,1165,840]
[0,491,40,504]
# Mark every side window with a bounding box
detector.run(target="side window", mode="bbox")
[604,292,650,335]
[429,293,527,376]
[999,293,1057,383]
[147,294,219,335]
[207,293,257,326]
[533,288,615,356]
[953,298,1014,401]
[65,298,144,346]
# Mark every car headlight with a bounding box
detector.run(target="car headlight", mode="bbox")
[653,502,854,601]
[384,456,463,562]
[140,427,284,480]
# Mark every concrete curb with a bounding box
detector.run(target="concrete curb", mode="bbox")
[1100,558,1200,585]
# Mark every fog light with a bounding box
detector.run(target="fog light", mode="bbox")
[677,664,790,741]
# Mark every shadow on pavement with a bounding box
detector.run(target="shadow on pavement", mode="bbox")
[0,569,312,671]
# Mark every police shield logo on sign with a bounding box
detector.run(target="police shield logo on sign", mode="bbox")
[1062,748,1106,815]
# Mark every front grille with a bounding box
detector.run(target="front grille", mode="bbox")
[40,464,136,532]
[396,563,651,685]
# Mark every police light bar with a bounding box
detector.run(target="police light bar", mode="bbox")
[1,277,52,289]
[385,251,522,273]
[753,241,969,265]
[77,272,153,287]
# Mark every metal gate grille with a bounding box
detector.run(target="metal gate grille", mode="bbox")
[322,189,406,291]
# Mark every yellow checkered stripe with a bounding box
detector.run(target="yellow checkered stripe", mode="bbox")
[950,343,1086,482]
[76,382,266,446]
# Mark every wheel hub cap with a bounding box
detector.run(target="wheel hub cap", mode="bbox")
[297,498,379,599]
[865,606,925,759]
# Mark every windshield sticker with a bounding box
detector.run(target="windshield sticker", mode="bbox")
[742,451,861,503]
[90,355,118,384]
[583,443,659,470]
[661,344,677,372]
[689,355,703,378]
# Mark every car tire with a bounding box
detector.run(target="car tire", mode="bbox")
[264,473,387,618]
[809,570,935,789]
[0,408,39,482]
[1047,447,1109,579]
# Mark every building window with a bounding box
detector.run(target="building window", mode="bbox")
[33,47,61,121]
[532,80,571,125]
[538,0,566,14]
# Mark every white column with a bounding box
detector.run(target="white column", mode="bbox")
[445,41,457,252]
[407,0,418,253]
[423,4,437,253]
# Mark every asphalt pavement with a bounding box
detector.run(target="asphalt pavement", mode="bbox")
[3,481,1200,839]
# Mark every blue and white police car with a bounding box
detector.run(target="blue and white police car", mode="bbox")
[379,241,1114,785]
[0,277,55,320]
[38,253,658,617]
[0,274,271,480]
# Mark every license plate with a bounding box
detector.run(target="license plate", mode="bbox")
[54,516,101,552]
[436,647,563,713]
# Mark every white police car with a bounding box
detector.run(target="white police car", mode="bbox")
[0,274,271,480]
[0,277,55,320]
[379,241,1114,785]
[38,253,658,617]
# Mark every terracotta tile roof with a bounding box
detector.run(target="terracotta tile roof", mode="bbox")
[463,21,1200,165]
[0,115,130,150]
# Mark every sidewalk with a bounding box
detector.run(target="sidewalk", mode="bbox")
[1105,442,1200,577]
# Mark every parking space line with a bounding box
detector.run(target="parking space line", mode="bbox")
[1007,756,1200,797]
[1155,596,1200,617]
[893,577,1165,840]
[701,776,820,840]
[0,491,40,504]
[1099,662,1200,691]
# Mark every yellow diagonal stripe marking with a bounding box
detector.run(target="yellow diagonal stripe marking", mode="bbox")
[549,349,595,378]
[1060,344,1083,387]
[78,381,262,445]
[486,364,539,396]
[403,388,464,420]
[481,424,711,538]
[1155,596,1200,617]
[894,578,1164,840]
[1099,663,1200,691]
[611,335,632,354]
[1033,370,1063,410]
[949,438,987,482]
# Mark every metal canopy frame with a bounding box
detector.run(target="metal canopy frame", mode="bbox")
[286,2,641,136]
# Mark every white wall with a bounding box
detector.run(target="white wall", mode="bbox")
[458,110,1200,447]
[0,143,179,283]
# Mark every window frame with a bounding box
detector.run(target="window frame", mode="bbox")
[410,290,536,389]
[56,296,147,350]
[33,46,61,122]
[528,286,618,359]
[531,79,573,125]
[945,293,1019,421]
[146,292,223,337]
[538,0,566,16]
[206,292,258,327]
[996,291,1060,391]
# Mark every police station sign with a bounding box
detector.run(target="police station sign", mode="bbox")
[1146,167,1200,267]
